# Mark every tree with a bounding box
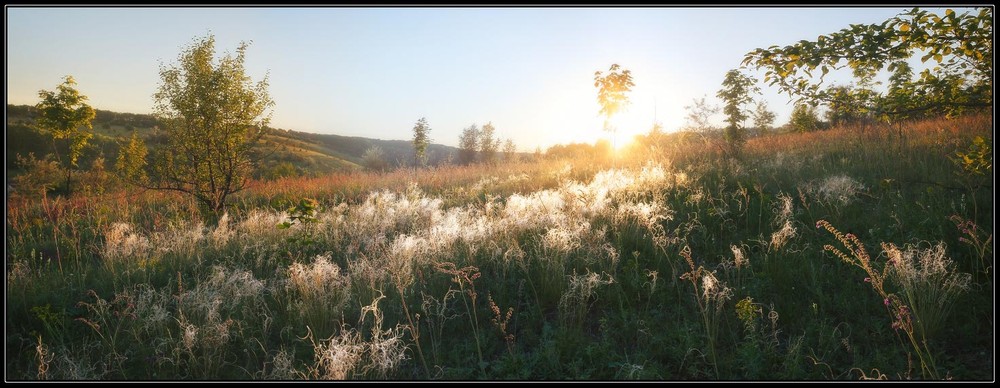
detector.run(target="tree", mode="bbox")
[115,131,148,185]
[125,34,274,214]
[412,117,431,167]
[789,103,821,133]
[824,84,874,126]
[34,75,96,195]
[743,7,992,121]
[480,122,499,164]
[503,138,518,163]
[751,102,776,135]
[594,64,635,148]
[716,69,759,155]
[683,96,719,132]
[458,124,480,165]
[13,153,62,197]
[362,145,388,172]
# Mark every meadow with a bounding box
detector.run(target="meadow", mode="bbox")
[5,114,993,380]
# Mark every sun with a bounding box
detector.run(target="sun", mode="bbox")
[603,110,653,152]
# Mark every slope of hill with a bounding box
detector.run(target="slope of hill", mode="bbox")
[5,104,460,178]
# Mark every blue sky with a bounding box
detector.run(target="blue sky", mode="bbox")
[5,6,961,150]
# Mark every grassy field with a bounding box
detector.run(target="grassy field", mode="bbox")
[5,114,993,380]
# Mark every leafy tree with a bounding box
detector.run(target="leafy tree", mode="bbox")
[503,138,518,163]
[480,122,500,164]
[34,76,96,195]
[362,145,389,172]
[115,131,148,185]
[716,69,759,155]
[789,103,821,133]
[262,161,300,180]
[13,153,62,197]
[751,102,776,135]
[458,124,480,165]
[594,64,635,148]
[412,117,431,167]
[743,7,992,120]
[122,34,274,214]
[824,85,869,126]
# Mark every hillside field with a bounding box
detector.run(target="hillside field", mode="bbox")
[5,114,994,380]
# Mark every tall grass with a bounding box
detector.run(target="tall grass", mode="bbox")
[5,114,992,380]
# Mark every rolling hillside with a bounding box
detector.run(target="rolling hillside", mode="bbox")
[5,104,460,178]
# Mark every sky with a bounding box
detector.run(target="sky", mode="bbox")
[5,6,964,151]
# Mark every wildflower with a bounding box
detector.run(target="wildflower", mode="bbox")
[731,245,747,268]
[864,277,871,283]
[884,298,890,306]
[802,175,865,207]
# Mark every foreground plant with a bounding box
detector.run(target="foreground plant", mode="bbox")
[435,263,485,376]
[816,220,970,380]
[679,245,732,379]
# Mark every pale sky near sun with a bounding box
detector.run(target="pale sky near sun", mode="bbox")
[6,6,962,151]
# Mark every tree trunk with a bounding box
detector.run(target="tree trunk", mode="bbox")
[64,167,73,196]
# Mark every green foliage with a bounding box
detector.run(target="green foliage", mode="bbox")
[147,34,274,214]
[751,102,776,135]
[412,117,432,167]
[114,132,149,185]
[30,304,70,346]
[34,76,96,195]
[789,103,821,133]
[743,7,992,120]
[951,136,992,177]
[277,198,320,229]
[13,153,63,196]
[717,69,759,156]
[278,198,321,251]
[261,161,302,180]
[824,84,876,126]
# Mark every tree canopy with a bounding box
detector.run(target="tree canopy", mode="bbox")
[412,117,431,167]
[742,7,992,121]
[594,64,635,130]
[717,69,759,155]
[123,34,274,214]
[35,75,96,195]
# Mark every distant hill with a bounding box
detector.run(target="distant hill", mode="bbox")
[6,104,459,178]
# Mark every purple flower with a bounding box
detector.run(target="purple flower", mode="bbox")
[864,277,871,283]
[884,298,890,306]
